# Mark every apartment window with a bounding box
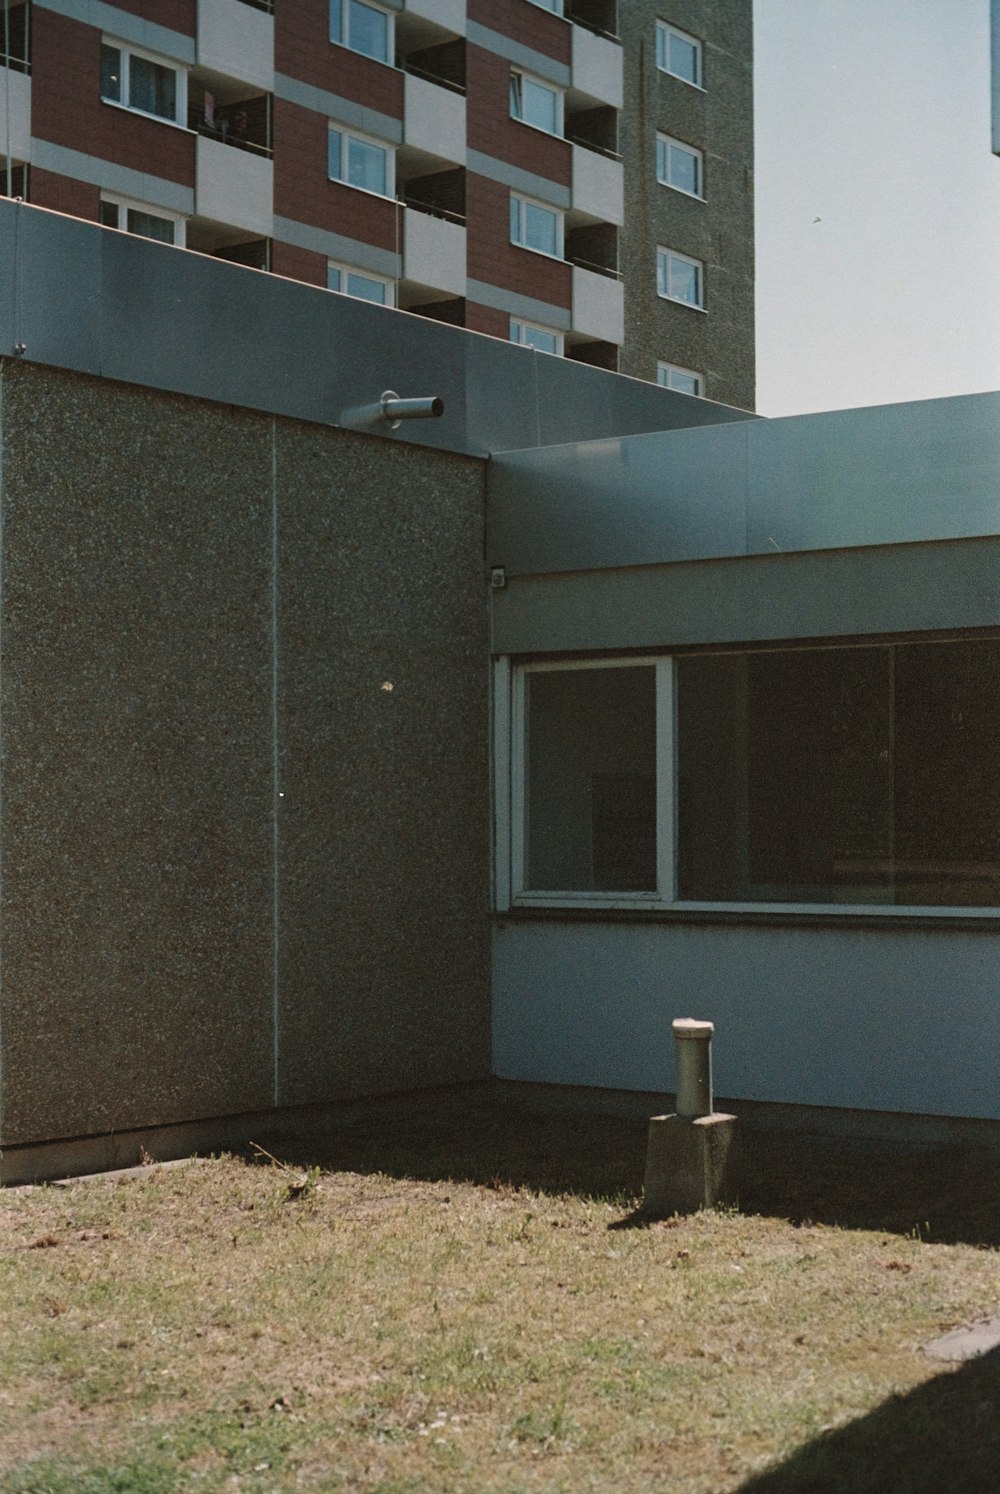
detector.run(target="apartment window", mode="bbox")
[526,0,564,12]
[328,125,394,197]
[656,246,704,308]
[501,638,1000,912]
[100,40,186,125]
[655,22,702,87]
[329,0,392,63]
[99,195,184,246]
[510,193,563,258]
[657,362,703,396]
[510,71,563,136]
[327,262,394,305]
[656,134,703,198]
[510,318,563,355]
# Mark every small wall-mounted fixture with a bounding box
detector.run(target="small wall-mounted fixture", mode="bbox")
[379,390,445,430]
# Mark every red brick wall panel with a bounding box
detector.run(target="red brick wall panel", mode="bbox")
[466,45,571,185]
[271,241,327,288]
[273,98,399,252]
[29,170,101,222]
[276,0,403,118]
[465,302,509,339]
[32,10,194,189]
[466,171,571,309]
[469,0,571,64]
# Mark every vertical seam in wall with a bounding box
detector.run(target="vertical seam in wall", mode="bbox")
[271,417,280,1108]
[0,361,5,1146]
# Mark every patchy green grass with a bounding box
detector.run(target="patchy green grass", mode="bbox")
[1,1098,998,1492]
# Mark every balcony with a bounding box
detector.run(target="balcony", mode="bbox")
[401,204,466,301]
[0,65,30,162]
[571,22,622,110]
[572,263,623,346]
[403,71,466,167]
[571,142,623,227]
[196,134,273,236]
[197,0,274,91]
[398,0,466,40]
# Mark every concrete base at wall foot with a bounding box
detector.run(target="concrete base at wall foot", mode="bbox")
[643,1112,739,1216]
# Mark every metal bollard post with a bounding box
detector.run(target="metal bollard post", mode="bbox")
[673,1017,714,1117]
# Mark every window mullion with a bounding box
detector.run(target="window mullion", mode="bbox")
[509,664,527,900]
[656,656,677,903]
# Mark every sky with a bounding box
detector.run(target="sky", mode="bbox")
[753,0,1000,417]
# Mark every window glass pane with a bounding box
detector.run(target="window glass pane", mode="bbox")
[510,195,520,241]
[663,253,700,305]
[329,0,342,42]
[523,326,559,353]
[346,135,386,194]
[99,199,119,229]
[669,31,699,84]
[348,0,388,62]
[655,26,667,69]
[328,128,343,179]
[522,77,558,133]
[526,667,657,892]
[346,271,387,303]
[126,208,175,244]
[100,44,121,102]
[668,369,699,395]
[128,55,176,120]
[678,649,894,904]
[509,74,522,117]
[523,200,557,255]
[326,265,343,291]
[655,136,667,180]
[670,144,700,195]
[893,640,1000,905]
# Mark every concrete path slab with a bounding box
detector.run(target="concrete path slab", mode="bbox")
[923,1316,1000,1362]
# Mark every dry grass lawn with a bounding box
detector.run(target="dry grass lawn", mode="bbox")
[1,1094,998,1493]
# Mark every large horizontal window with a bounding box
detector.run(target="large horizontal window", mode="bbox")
[499,639,1000,914]
[510,70,563,136]
[99,195,185,246]
[327,261,394,305]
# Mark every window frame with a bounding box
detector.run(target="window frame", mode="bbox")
[510,318,564,355]
[655,21,703,88]
[496,645,1000,919]
[525,0,565,14]
[100,38,187,127]
[510,191,564,260]
[327,122,395,199]
[509,69,564,138]
[99,193,186,247]
[329,0,394,65]
[327,260,395,306]
[656,133,704,199]
[657,361,703,396]
[656,245,705,310]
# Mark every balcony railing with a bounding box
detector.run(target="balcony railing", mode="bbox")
[188,107,272,160]
[567,254,620,281]
[566,132,621,163]
[0,51,29,74]
[398,195,466,228]
[234,0,273,12]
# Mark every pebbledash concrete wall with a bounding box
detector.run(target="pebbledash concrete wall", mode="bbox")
[0,359,491,1149]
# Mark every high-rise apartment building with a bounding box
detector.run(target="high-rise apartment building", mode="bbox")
[0,0,753,406]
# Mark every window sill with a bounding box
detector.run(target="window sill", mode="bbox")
[658,182,705,202]
[101,97,193,133]
[511,116,565,142]
[511,239,565,262]
[499,902,1000,932]
[328,39,397,71]
[328,176,395,203]
[655,68,706,92]
[656,292,707,312]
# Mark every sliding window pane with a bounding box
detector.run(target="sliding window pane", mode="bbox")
[894,640,1000,905]
[525,667,656,892]
[677,648,893,903]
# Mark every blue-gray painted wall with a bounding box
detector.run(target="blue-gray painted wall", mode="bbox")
[493,922,1000,1120]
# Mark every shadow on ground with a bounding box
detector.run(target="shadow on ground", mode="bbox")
[736,1344,1000,1493]
[255,1088,1000,1248]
